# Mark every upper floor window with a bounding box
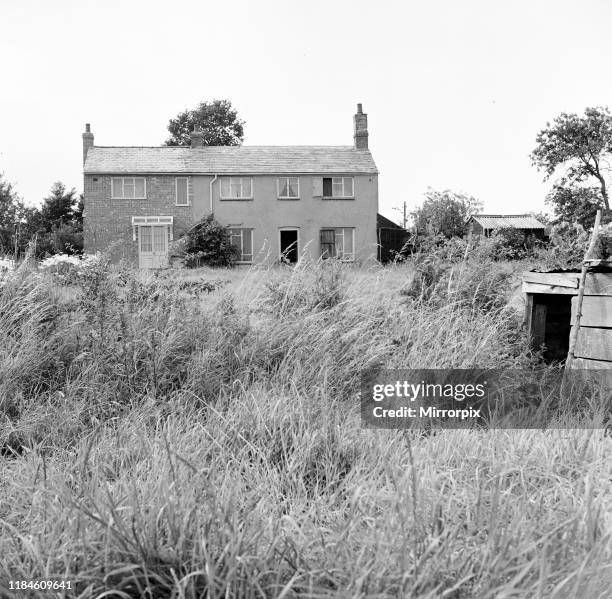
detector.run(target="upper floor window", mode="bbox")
[220,177,253,200]
[277,177,299,199]
[229,228,253,263]
[175,177,190,206]
[323,177,354,199]
[112,177,146,199]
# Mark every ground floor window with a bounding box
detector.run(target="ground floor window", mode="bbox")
[320,227,355,261]
[229,228,253,263]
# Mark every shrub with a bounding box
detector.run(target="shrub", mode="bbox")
[181,215,241,268]
[532,221,589,269]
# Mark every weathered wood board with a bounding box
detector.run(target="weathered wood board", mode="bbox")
[522,272,612,296]
[571,357,612,370]
[522,282,577,295]
[522,272,579,288]
[572,326,612,362]
[571,296,612,327]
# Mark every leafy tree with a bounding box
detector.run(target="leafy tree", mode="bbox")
[0,174,36,254]
[39,182,80,231]
[411,188,483,238]
[28,182,83,256]
[531,107,612,212]
[165,99,245,147]
[182,214,241,268]
[545,185,605,229]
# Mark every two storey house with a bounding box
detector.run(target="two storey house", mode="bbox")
[82,105,378,267]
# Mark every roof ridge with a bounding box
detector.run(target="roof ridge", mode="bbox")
[91,144,361,149]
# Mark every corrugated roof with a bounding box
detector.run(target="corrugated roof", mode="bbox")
[84,146,378,175]
[470,214,546,229]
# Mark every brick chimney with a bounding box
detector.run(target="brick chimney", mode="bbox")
[353,103,368,150]
[190,126,204,148]
[82,123,94,164]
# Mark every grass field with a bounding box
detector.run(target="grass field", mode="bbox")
[0,258,610,598]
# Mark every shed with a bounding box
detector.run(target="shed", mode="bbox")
[377,214,411,263]
[467,214,546,240]
[522,263,612,368]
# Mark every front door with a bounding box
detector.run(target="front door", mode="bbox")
[138,225,168,269]
[280,229,298,264]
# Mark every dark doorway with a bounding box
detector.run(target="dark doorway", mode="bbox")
[528,293,572,363]
[280,230,298,264]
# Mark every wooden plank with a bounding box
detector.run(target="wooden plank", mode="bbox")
[532,304,547,349]
[571,296,612,327]
[583,273,612,296]
[571,357,612,370]
[573,326,612,361]
[522,272,579,288]
[522,282,577,295]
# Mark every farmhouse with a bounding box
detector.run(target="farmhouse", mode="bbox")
[82,105,379,268]
[522,265,612,368]
[466,214,546,241]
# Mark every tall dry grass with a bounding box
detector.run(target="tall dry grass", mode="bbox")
[0,258,610,598]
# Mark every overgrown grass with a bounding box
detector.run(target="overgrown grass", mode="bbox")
[0,258,610,598]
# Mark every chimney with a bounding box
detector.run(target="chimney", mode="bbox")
[190,126,204,148]
[82,123,94,164]
[353,103,368,150]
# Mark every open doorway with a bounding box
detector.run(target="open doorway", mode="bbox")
[279,229,299,264]
[528,293,572,362]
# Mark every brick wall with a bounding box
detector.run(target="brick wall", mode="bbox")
[83,175,194,264]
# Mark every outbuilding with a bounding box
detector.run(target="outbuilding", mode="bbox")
[522,264,612,368]
[467,214,546,240]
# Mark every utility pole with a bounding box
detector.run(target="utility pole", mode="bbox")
[403,201,407,229]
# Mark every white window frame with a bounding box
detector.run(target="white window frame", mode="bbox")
[323,176,354,199]
[320,227,355,262]
[131,215,173,241]
[278,227,300,263]
[112,177,147,199]
[228,228,254,263]
[220,177,253,200]
[175,177,190,206]
[277,177,300,199]
[335,227,355,261]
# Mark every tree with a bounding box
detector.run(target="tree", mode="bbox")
[165,99,245,147]
[411,189,483,238]
[29,182,83,256]
[0,174,34,254]
[545,185,605,229]
[39,182,80,231]
[531,107,612,212]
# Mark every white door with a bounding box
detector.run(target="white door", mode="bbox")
[138,225,168,269]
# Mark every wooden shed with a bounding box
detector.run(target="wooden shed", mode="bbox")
[377,214,411,263]
[522,264,612,368]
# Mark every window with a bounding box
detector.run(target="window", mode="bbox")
[229,228,253,263]
[112,177,146,199]
[176,177,190,206]
[277,177,300,199]
[320,227,355,261]
[220,177,253,199]
[322,177,354,199]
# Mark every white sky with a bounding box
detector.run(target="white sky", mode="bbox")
[1,0,612,223]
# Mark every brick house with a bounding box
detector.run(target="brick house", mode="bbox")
[83,105,379,268]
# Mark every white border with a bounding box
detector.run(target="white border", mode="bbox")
[278,227,300,263]
[277,176,300,199]
[111,177,147,199]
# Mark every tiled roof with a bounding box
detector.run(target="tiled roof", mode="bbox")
[84,146,378,175]
[470,214,546,229]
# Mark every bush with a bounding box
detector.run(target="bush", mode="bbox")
[181,215,241,268]
[532,221,589,269]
